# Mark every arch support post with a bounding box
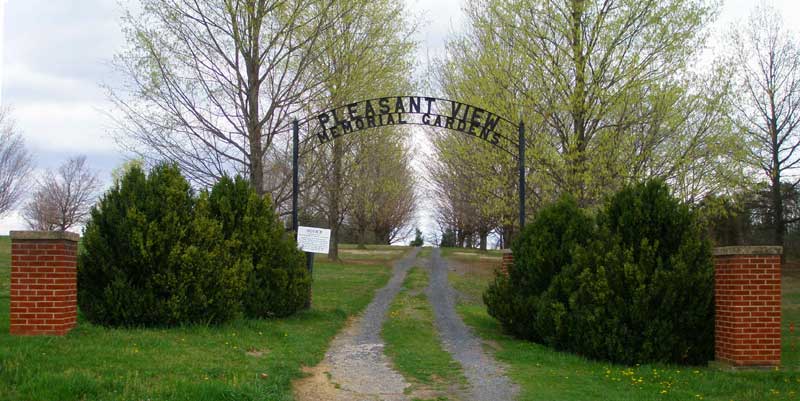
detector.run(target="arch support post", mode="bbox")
[292,119,313,309]
[518,121,525,230]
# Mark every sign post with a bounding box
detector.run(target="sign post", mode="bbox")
[297,226,331,309]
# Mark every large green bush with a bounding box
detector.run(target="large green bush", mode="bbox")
[78,164,249,326]
[485,180,715,365]
[207,176,309,318]
[484,196,594,341]
[565,181,714,364]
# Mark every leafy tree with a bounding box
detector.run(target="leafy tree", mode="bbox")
[348,132,416,246]
[432,0,741,242]
[306,0,416,259]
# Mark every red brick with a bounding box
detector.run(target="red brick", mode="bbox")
[714,250,781,367]
[10,235,78,337]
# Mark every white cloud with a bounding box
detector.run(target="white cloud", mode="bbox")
[0,210,26,235]
[14,100,117,153]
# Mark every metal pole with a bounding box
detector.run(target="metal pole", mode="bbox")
[519,121,526,229]
[292,119,299,232]
[292,119,313,309]
[305,253,314,308]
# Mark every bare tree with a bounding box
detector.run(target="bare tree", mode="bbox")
[23,156,101,231]
[0,108,34,217]
[110,0,339,197]
[729,3,800,248]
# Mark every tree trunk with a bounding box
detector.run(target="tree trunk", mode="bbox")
[357,225,367,249]
[245,10,265,196]
[464,232,474,248]
[501,224,515,249]
[768,73,785,254]
[479,230,488,251]
[770,123,784,249]
[569,0,588,202]
[327,137,343,261]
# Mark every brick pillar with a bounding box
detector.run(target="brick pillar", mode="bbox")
[713,246,782,368]
[10,231,79,336]
[501,249,513,276]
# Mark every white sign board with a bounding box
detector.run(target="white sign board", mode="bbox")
[297,226,331,254]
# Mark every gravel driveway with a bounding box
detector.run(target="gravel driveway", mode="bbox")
[294,248,419,401]
[294,247,518,401]
[426,248,519,401]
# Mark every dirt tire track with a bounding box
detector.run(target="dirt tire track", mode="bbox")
[294,249,419,401]
[425,248,519,401]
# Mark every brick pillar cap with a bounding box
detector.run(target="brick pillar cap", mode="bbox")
[501,249,512,255]
[10,230,80,242]
[712,245,783,256]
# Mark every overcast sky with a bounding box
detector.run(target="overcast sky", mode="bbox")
[0,0,798,236]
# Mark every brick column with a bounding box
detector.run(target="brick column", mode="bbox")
[10,231,79,336]
[713,246,782,368]
[501,249,513,276]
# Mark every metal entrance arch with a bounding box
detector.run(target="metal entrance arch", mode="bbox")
[290,95,526,233]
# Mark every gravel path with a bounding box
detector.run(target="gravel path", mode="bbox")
[295,247,518,401]
[295,248,419,401]
[426,248,519,401]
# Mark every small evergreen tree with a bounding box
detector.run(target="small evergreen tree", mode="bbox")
[410,228,424,246]
[563,180,714,364]
[78,164,248,326]
[208,176,309,318]
[484,196,593,341]
[440,228,457,247]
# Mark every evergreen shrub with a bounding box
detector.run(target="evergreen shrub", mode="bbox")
[78,164,248,326]
[207,176,309,318]
[484,180,715,365]
[78,165,308,326]
[484,196,593,341]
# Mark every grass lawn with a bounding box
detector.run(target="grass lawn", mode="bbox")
[324,244,412,262]
[440,247,502,261]
[784,267,800,370]
[446,251,800,401]
[382,267,464,397]
[417,247,433,259]
[0,237,393,401]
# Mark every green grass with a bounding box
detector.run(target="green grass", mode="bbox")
[0,236,392,401]
[784,267,800,370]
[417,247,433,258]
[440,247,502,261]
[322,244,411,262]
[446,254,800,401]
[338,243,412,251]
[382,267,464,392]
